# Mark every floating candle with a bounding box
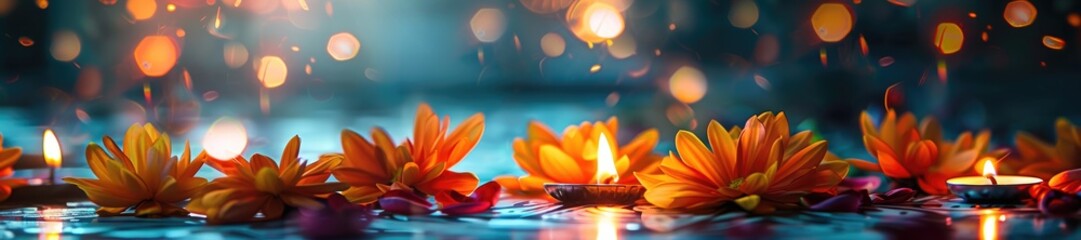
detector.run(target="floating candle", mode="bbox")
[545,132,645,205]
[947,160,1043,203]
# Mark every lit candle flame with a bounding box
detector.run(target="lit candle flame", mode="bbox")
[42,129,62,168]
[595,132,619,184]
[981,159,997,177]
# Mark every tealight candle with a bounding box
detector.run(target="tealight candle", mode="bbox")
[947,160,1043,203]
[2,129,88,207]
[544,133,645,205]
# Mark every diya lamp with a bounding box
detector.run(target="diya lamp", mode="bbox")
[3,129,88,205]
[947,159,1043,204]
[544,133,645,205]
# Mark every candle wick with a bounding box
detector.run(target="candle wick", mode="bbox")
[985,174,997,185]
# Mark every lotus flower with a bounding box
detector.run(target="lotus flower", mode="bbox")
[63,124,206,217]
[636,112,849,213]
[494,117,662,197]
[187,136,348,224]
[0,133,26,202]
[327,103,484,204]
[1009,119,1081,180]
[847,111,1003,195]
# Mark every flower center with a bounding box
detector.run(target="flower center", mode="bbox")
[727,177,745,189]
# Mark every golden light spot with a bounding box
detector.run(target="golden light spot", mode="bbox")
[304,64,312,75]
[18,36,33,47]
[36,0,47,9]
[540,32,566,57]
[859,34,869,55]
[133,35,179,77]
[470,8,508,43]
[669,66,707,104]
[257,56,288,88]
[1004,0,1036,28]
[223,41,249,69]
[607,35,636,59]
[729,0,758,29]
[567,1,624,43]
[1042,35,1065,50]
[887,0,915,7]
[175,28,186,38]
[203,117,248,160]
[969,12,977,18]
[326,32,360,61]
[127,0,157,21]
[291,46,300,52]
[934,22,964,55]
[297,0,309,11]
[50,30,81,62]
[214,7,222,29]
[590,64,602,73]
[811,3,853,42]
[981,32,988,42]
[166,3,175,12]
[1069,13,1081,27]
[520,0,574,14]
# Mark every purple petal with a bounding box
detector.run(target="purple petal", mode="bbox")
[1038,189,1081,216]
[379,196,435,215]
[874,188,915,204]
[327,193,352,210]
[439,202,493,215]
[809,191,866,212]
[297,205,373,238]
[840,176,882,191]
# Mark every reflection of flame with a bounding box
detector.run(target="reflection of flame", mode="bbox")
[595,132,619,184]
[979,210,1003,240]
[42,129,62,168]
[595,207,619,240]
[39,221,62,240]
[981,158,997,177]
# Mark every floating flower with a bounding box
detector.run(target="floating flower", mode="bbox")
[0,133,26,202]
[494,117,662,198]
[636,112,849,213]
[328,103,484,204]
[435,181,501,215]
[1010,118,1081,180]
[63,124,207,217]
[847,111,1002,195]
[187,136,347,224]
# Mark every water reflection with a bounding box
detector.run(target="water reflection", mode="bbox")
[595,207,620,240]
[979,210,1005,240]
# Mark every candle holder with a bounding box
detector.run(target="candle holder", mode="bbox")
[543,183,645,205]
[946,176,1043,204]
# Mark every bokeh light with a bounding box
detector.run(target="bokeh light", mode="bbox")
[668,66,707,104]
[728,0,758,29]
[1043,36,1065,50]
[202,117,248,160]
[133,35,179,77]
[520,0,574,14]
[326,32,361,61]
[257,56,288,88]
[811,3,853,43]
[470,8,508,43]
[934,23,964,55]
[127,0,157,21]
[540,32,566,57]
[1004,0,1037,28]
[223,41,249,69]
[607,35,636,59]
[567,0,625,43]
[75,67,102,100]
[50,30,81,62]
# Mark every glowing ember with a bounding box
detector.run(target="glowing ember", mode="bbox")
[134,35,179,77]
[887,0,916,7]
[934,23,963,55]
[470,8,508,43]
[520,0,574,14]
[590,64,602,73]
[607,35,636,59]
[1004,0,1036,28]
[166,3,176,12]
[127,0,157,21]
[859,34,869,55]
[18,36,33,47]
[1069,13,1081,27]
[811,3,853,42]
[176,28,186,38]
[202,117,248,160]
[257,56,288,88]
[567,1,625,43]
[668,66,707,104]
[50,31,81,62]
[42,129,62,168]
[36,0,46,9]
[223,41,249,69]
[326,32,361,61]
[540,32,566,57]
[1042,36,1065,50]
[729,0,758,29]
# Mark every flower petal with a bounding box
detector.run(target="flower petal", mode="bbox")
[254,167,284,194]
[876,149,912,178]
[440,202,493,215]
[675,130,724,186]
[538,145,587,183]
[643,182,726,210]
[341,186,384,204]
[416,170,478,196]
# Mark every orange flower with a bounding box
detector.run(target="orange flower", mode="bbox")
[494,117,662,197]
[327,103,484,204]
[0,133,27,202]
[637,112,849,213]
[847,111,1002,195]
[187,136,347,224]
[1010,118,1081,180]
[63,124,207,217]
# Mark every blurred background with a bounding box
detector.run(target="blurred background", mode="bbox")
[1,0,1081,180]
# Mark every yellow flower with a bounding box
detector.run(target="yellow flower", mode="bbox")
[637,112,849,213]
[328,103,484,204]
[847,111,1001,195]
[1009,118,1081,180]
[1,133,27,202]
[188,136,347,224]
[63,124,207,217]
[494,117,662,197]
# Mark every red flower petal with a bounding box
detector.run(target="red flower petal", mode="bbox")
[809,190,868,212]
[380,190,434,215]
[439,202,493,215]
[471,181,502,206]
